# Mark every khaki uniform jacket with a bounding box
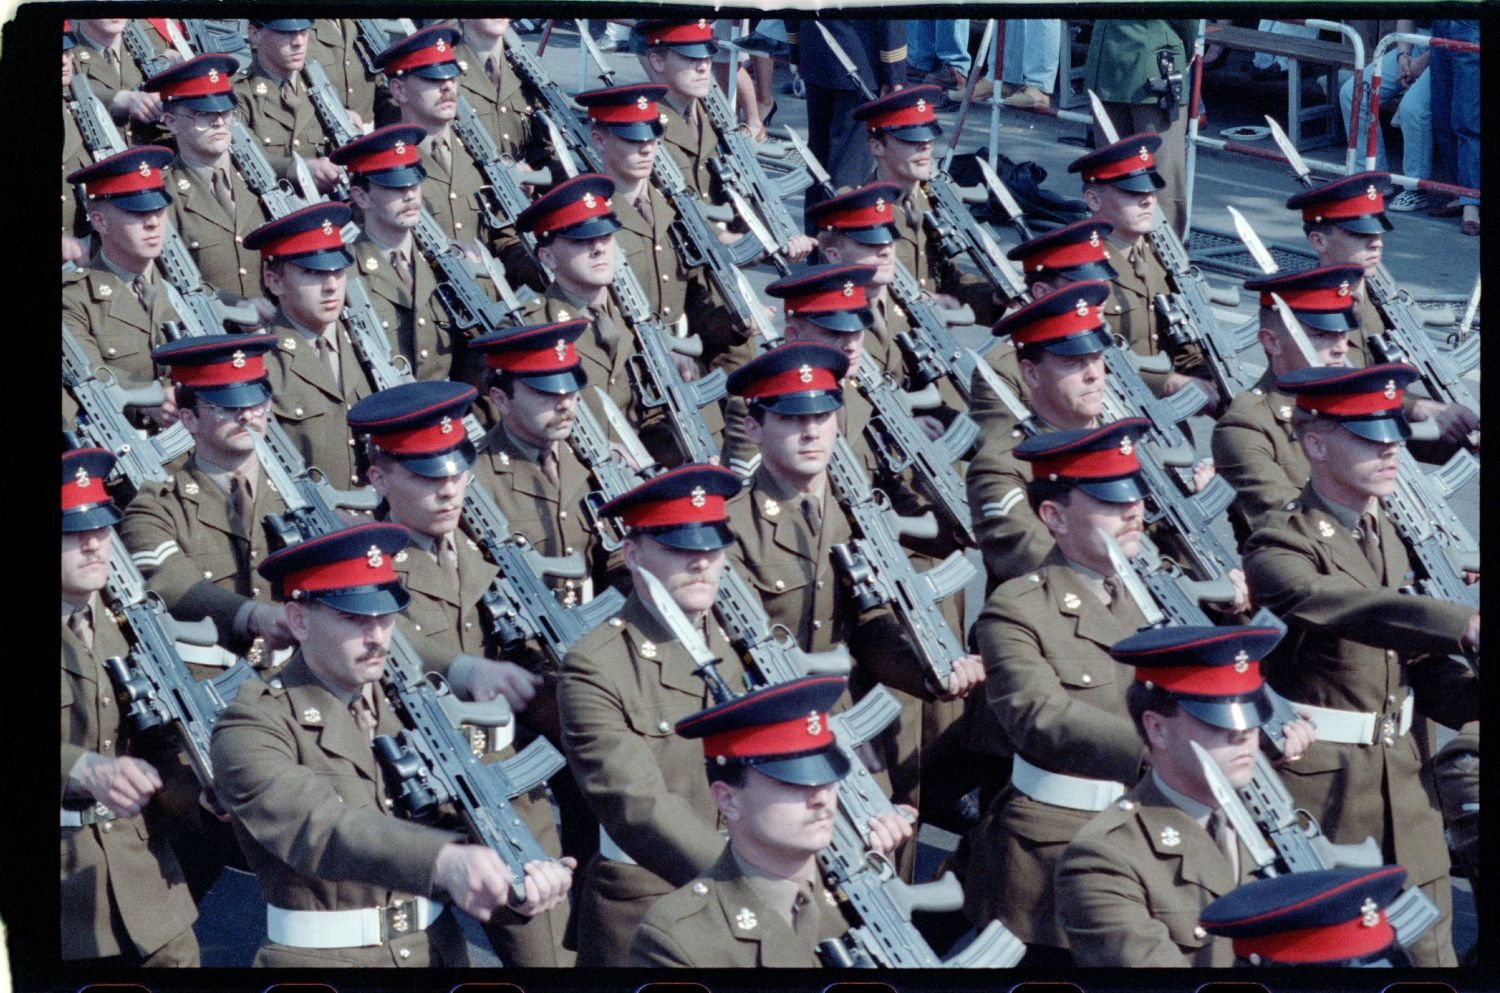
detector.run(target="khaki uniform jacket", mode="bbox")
[63,99,91,237]
[420,130,488,248]
[895,183,1002,326]
[1210,369,1306,547]
[1055,775,1235,967]
[451,37,540,165]
[630,846,846,967]
[62,606,198,960]
[1104,233,1175,396]
[163,156,268,302]
[71,30,158,145]
[62,256,182,392]
[660,97,719,205]
[306,19,378,125]
[613,179,729,350]
[966,337,1032,435]
[234,63,328,181]
[1243,484,1477,891]
[209,652,467,967]
[349,232,453,383]
[964,551,1143,944]
[262,314,377,488]
[967,418,1052,589]
[558,593,745,966]
[119,456,287,667]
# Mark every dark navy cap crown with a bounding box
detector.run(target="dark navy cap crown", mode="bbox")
[1014,417,1149,504]
[598,464,743,552]
[1287,171,1393,235]
[806,182,903,246]
[851,85,944,143]
[62,448,123,532]
[1201,865,1408,965]
[516,173,621,241]
[249,19,314,32]
[766,262,877,334]
[726,342,849,417]
[1244,264,1364,333]
[991,280,1113,357]
[1110,624,1281,731]
[470,320,589,395]
[153,333,277,409]
[67,146,175,213]
[1276,362,1418,443]
[576,83,669,142]
[331,124,429,189]
[1008,217,1119,282]
[631,19,720,60]
[374,25,462,80]
[143,53,238,113]
[257,522,411,616]
[677,675,852,786]
[243,201,354,271]
[1068,133,1166,194]
[348,381,478,479]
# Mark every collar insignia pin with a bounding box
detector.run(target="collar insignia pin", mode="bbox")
[1160,825,1181,847]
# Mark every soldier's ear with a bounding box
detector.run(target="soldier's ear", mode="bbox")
[1300,427,1328,463]
[742,413,762,447]
[709,778,741,821]
[283,599,310,642]
[1081,185,1104,214]
[1140,709,1170,752]
[1036,498,1066,534]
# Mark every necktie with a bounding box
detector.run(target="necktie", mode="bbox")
[211,168,236,217]
[634,190,655,228]
[280,77,301,111]
[349,688,378,743]
[589,303,620,359]
[1207,808,1241,882]
[1127,243,1149,281]
[68,608,94,651]
[1357,512,1384,582]
[230,474,254,538]
[539,446,561,489]
[484,55,503,91]
[437,534,461,590]
[800,495,823,535]
[431,136,452,172]
[130,275,152,311]
[103,46,119,71]
[1102,575,1145,630]
[389,248,414,295]
[319,334,343,391]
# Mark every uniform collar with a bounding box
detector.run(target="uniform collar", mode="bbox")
[730,846,814,928]
[61,593,96,621]
[1306,483,1366,530]
[499,421,544,464]
[1151,769,1213,830]
[97,248,149,284]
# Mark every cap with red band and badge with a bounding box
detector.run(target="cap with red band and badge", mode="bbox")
[1286,171,1393,235]
[348,381,478,480]
[67,146,174,213]
[152,333,277,409]
[726,341,849,418]
[1244,264,1366,333]
[373,24,462,81]
[257,521,412,616]
[1008,218,1119,283]
[243,201,354,272]
[852,85,945,143]
[62,448,124,533]
[143,53,238,113]
[1110,624,1282,732]
[676,675,852,787]
[595,464,743,552]
[1275,362,1418,443]
[331,124,429,189]
[470,320,589,396]
[631,19,720,60]
[576,83,669,142]
[517,174,621,241]
[806,182,903,246]
[1068,133,1166,194]
[1014,418,1149,504]
[991,280,1113,357]
[765,262,878,334]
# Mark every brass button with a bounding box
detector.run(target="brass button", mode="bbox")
[204,570,214,579]
[101,821,113,833]
[294,407,304,416]
[292,139,301,148]
[1081,674,1092,684]
[102,738,113,750]
[106,347,117,356]
[417,318,427,327]
[559,510,568,519]
[398,948,410,960]
[774,580,785,591]
[657,721,671,733]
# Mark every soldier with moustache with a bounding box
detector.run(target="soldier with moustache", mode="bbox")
[853,86,1005,327]
[1287,173,1478,446]
[236,20,342,193]
[209,522,573,967]
[1211,265,1366,544]
[347,380,575,966]
[373,26,490,252]
[1243,363,1480,966]
[147,54,277,322]
[631,676,914,968]
[331,125,455,384]
[243,201,377,489]
[558,465,748,966]
[63,146,186,428]
[61,448,200,967]
[1066,134,1215,408]
[1055,625,1314,966]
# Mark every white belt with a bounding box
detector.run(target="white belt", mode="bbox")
[598,826,637,865]
[60,802,117,828]
[266,897,440,949]
[174,640,242,669]
[1295,694,1413,746]
[1011,755,1126,812]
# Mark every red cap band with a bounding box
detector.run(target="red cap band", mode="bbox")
[169,350,267,388]
[284,548,398,596]
[257,217,344,258]
[1232,912,1393,965]
[621,492,727,528]
[866,99,937,132]
[368,417,465,456]
[382,37,455,75]
[587,99,659,124]
[741,364,842,399]
[1135,659,1263,696]
[1302,186,1385,223]
[819,200,896,231]
[531,191,613,234]
[1259,282,1356,312]
[1083,145,1157,183]
[646,20,714,46]
[345,140,419,175]
[1023,235,1109,273]
[83,160,165,198]
[702,710,835,760]
[1295,385,1403,417]
[62,469,110,512]
[785,283,869,315]
[1011,300,1105,345]
[485,339,579,373]
[159,67,232,100]
[1030,438,1140,481]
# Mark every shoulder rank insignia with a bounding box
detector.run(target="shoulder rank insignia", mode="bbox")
[1062,592,1081,610]
[1159,825,1181,848]
[735,907,758,931]
[302,707,322,724]
[393,550,408,564]
[763,497,780,517]
[1317,518,1336,538]
[639,640,657,659]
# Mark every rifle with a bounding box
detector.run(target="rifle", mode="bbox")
[101,530,256,792]
[63,327,194,495]
[825,437,973,692]
[1209,748,1441,950]
[1263,117,1481,412]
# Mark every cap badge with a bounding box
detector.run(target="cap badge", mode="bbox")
[807,712,823,736]
[1361,897,1380,927]
[735,907,757,931]
[302,707,321,723]
[1317,519,1336,538]
[842,280,854,298]
[1337,279,1351,298]
[554,339,568,361]
[394,139,407,157]
[1383,379,1397,400]
[875,196,887,213]
[435,38,447,53]
[763,497,780,517]
[208,67,220,84]
[439,415,454,435]
[321,218,334,236]
[1233,649,1249,674]
[636,93,649,111]
[1365,184,1378,201]
[698,19,709,30]
[1138,145,1150,161]
[1075,297,1090,317]
[1062,592,1081,610]
[230,349,247,369]
[582,191,597,209]
[1089,228,1101,248]
[689,486,707,508]
[915,97,927,114]
[1119,435,1134,457]
[366,545,384,569]
[74,467,91,487]
[1159,825,1181,847]
[639,640,657,659]
[255,81,268,96]
[138,160,152,178]
[798,363,814,384]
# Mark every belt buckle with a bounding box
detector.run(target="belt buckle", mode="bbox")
[381,898,416,941]
[1377,712,1399,747]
